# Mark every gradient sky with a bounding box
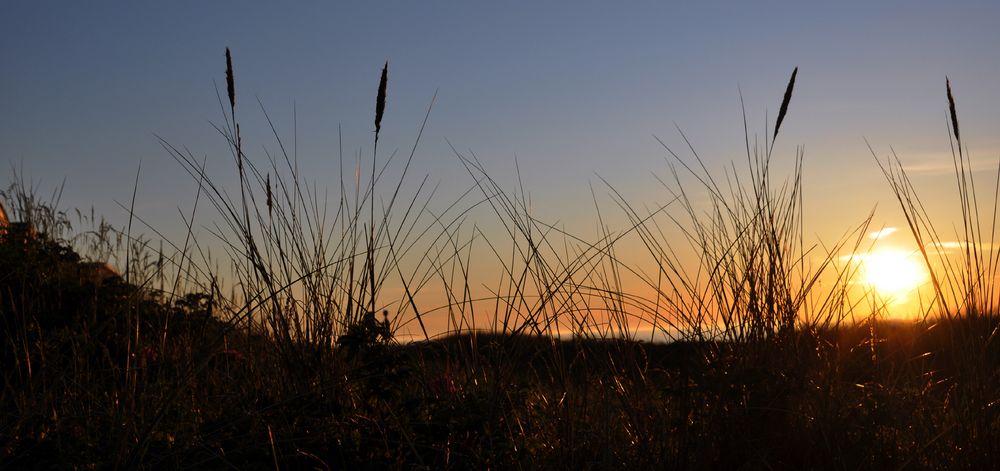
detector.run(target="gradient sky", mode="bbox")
[4,2,1000,329]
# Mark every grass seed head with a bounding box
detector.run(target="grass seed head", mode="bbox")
[946,77,960,144]
[266,173,272,215]
[225,48,236,112]
[774,66,798,142]
[375,61,388,135]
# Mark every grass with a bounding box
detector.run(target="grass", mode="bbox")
[1,53,998,469]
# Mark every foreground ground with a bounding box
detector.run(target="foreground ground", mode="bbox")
[1,219,998,469]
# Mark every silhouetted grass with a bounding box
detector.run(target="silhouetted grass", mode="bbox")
[1,55,998,469]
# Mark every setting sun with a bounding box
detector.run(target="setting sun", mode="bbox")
[5,2,1000,468]
[860,249,929,299]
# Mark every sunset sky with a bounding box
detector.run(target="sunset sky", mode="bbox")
[4,2,1000,331]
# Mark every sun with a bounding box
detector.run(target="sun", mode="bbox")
[861,249,929,300]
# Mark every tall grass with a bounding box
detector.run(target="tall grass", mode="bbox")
[2,54,999,468]
[875,78,1000,319]
[592,67,870,347]
[868,78,1000,465]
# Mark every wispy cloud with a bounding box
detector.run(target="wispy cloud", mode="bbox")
[840,240,1000,261]
[885,154,1000,177]
[927,240,1000,252]
[868,227,898,240]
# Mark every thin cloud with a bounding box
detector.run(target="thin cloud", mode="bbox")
[891,156,1000,177]
[868,227,898,240]
[927,240,1000,252]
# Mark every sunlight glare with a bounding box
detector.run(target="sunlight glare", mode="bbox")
[861,249,928,300]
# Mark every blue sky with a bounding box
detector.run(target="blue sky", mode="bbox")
[3,1,1000,263]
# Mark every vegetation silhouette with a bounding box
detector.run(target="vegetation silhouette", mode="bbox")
[1,53,998,469]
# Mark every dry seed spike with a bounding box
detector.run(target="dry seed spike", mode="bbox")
[375,61,388,136]
[225,48,236,112]
[946,77,961,144]
[773,66,798,143]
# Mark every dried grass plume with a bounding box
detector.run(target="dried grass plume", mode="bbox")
[946,77,960,144]
[375,61,388,136]
[773,66,798,143]
[225,48,236,111]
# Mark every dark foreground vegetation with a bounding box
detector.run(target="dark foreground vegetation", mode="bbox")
[1,223,998,469]
[2,52,999,468]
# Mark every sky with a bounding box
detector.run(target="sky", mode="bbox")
[3,1,1000,332]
